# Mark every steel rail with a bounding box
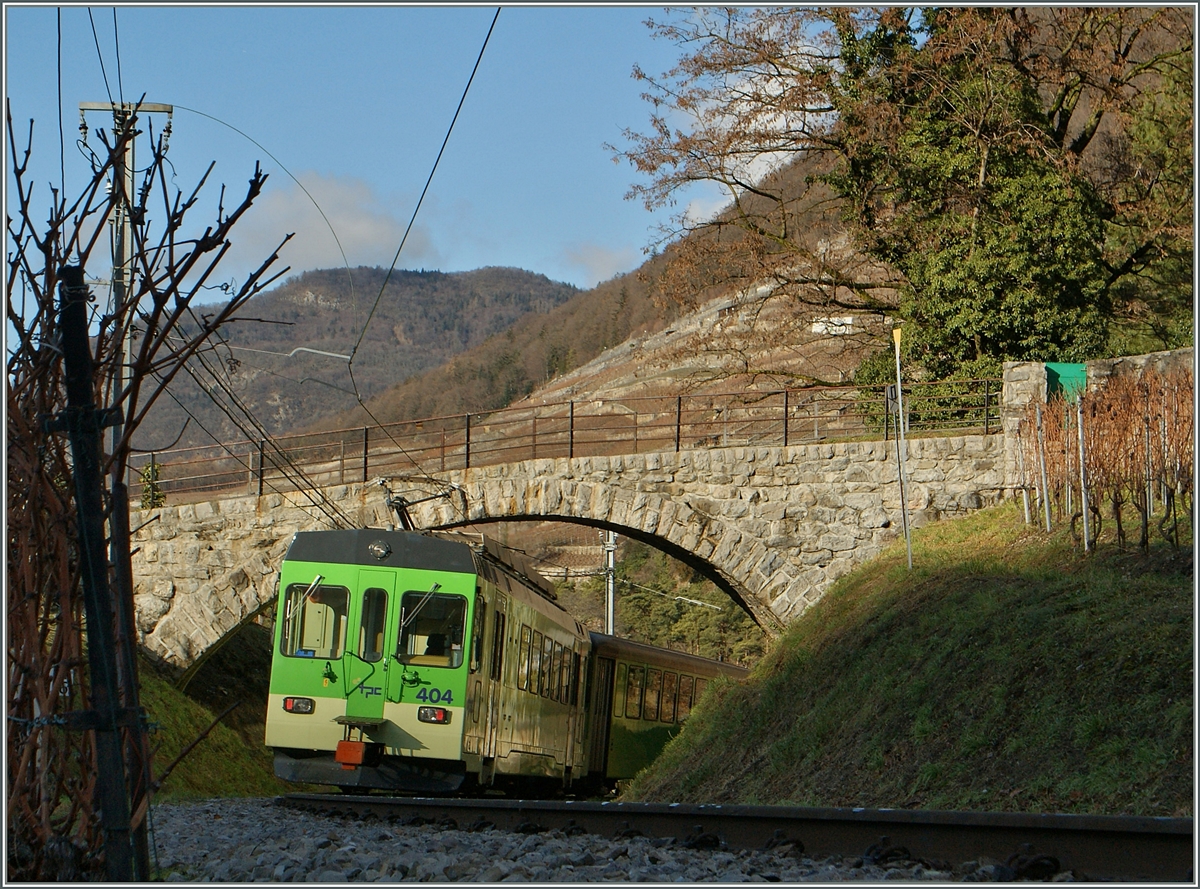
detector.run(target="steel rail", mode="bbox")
[277,793,1193,882]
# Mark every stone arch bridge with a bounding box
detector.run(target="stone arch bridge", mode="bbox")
[131,434,1008,676]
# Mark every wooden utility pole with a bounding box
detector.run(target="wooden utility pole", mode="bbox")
[51,266,135,881]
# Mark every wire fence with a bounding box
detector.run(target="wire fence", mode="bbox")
[128,378,1002,505]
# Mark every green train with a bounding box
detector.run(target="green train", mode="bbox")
[265,528,748,794]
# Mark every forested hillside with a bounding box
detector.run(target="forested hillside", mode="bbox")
[132,266,579,451]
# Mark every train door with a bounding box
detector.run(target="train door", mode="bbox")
[342,570,394,722]
[586,657,615,776]
[484,593,507,761]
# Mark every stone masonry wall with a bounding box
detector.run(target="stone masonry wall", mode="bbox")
[131,436,1006,671]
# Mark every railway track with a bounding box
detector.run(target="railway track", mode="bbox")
[278,793,1192,882]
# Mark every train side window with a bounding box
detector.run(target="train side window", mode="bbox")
[677,675,694,721]
[625,666,645,719]
[490,613,506,682]
[531,631,544,695]
[644,669,662,721]
[559,647,572,704]
[396,592,467,668]
[541,635,554,698]
[281,583,349,659]
[695,678,709,702]
[468,598,486,674]
[357,588,388,662]
[576,647,585,705]
[549,642,562,700]
[517,625,532,690]
[660,672,678,723]
[613,663,627,715]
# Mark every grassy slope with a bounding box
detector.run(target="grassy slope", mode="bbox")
[138,623,295,801]
[625,502,1193,817]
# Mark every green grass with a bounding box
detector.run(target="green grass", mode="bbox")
[624,501,1193,816]
[139,623,296,801]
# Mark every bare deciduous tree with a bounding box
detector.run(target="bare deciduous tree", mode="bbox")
[6,99,289,880]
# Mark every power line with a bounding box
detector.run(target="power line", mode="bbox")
[335,7,502,515]
[57,9,65,202]
[86,9,114,107]
[349,7,500,367]
[170,103,358,340]
[112,8,124,107]
[179,339,358,528]
[147,374,348,529]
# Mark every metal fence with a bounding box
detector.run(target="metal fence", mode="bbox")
[127,378,1001,504]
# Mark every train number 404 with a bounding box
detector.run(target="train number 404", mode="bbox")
[414,687,454,704]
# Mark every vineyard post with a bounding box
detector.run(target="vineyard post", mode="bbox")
[1016,421,1032,524]
[675,396,682,452]
[892,326,912,570]
[1145,404,1154,517]
[257,439,265,497]
[1077,397,1091,551]
[783,389,789,447]
[1036,403,1052,531]
[1064,409,1073,517]
[570,401,576,458]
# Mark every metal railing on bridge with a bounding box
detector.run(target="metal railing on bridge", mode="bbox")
[128,379,1001,505]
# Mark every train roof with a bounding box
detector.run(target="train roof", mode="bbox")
[588,632,750,679]
[283,529,477,575]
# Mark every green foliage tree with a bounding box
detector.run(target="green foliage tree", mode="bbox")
[617,7,1193,380]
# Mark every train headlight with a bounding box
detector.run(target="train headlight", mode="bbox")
[417,706,450,724]
[283,696,315,714]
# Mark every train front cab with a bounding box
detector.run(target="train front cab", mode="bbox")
[266,530,481,793]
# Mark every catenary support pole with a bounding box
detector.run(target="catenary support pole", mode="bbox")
[603,530,617,635]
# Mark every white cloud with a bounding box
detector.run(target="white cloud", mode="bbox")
[215,171,441,285]
[562,243,642,287]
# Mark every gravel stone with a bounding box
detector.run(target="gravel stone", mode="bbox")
[147,798,1081,882]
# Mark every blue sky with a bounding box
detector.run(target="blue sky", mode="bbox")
[5,5,719,291]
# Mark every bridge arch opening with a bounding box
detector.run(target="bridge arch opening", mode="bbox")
[431,514,774,659]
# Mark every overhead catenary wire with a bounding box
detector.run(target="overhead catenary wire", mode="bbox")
[148,377,348,527]
[160,104,448,506]
[166,361,355,530]
[173,349,357,529]
[57,9,65,203]
[126,12,500,525]
[154,318,358,529]
[337,7,501,517]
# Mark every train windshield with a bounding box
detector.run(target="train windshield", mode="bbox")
[396,591,467,668]
[280,581,350,659]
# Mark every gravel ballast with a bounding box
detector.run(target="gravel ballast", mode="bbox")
[148,798,1080,882]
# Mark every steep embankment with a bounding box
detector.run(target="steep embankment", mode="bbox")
[141,503,1191,814]
[624,502,1193,817]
